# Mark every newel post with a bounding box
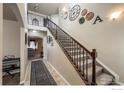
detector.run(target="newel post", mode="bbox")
[91,49,97,85]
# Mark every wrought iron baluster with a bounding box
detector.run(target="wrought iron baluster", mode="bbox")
[76,43,78,67]
[86,52,88,81]
[78,47,81,72]
[82,50,85,76]
[74,42,76,65]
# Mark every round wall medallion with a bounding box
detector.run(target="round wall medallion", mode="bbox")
[81,9,88,16]
[79,17,85,24]
[69,5,81,21]
[63,11,68,20]
[86,12,94,21]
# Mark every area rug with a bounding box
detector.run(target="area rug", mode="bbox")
[30,60,57,85]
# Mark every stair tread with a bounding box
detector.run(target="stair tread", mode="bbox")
[83,65,103,77]
[96,73,113,85]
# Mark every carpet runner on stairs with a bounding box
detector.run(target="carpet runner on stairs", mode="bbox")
[30,60,57,85]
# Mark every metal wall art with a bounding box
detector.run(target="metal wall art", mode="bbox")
[81,9,88,16]
[47,36,54,46]
[63,11,68,20]
[79,8,103,25]
[47,36,51,44]
[79,17,85,24]
[86,12,94,21]
[93,16,103,24]
[69,5,81,21]
[25,33,27,45]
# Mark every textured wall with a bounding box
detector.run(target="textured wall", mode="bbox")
[3,20,20,58]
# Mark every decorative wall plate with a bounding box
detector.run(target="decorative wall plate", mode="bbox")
[63,11,68,20]
[79,17,85,24]
[69,5,81,21]
[86,12,94,21]
[81,9,88,16]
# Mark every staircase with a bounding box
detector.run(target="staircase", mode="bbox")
[44,18,117,85]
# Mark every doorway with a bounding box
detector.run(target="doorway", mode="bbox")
[28,36,43,60]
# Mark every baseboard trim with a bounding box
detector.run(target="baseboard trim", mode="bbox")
[20,61,31,85]
[20,81,25,85]
[44,60,70,85]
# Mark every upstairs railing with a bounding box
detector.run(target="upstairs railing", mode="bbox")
[44,18,97,85]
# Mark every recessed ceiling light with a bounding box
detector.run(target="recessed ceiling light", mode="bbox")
[62,7,67,12]
[32,30,37,33]
[110,11,122,20]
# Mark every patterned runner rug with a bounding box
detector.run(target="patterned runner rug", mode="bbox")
[30,60,57,85]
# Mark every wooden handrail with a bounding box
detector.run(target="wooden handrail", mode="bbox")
[46,18,91,55]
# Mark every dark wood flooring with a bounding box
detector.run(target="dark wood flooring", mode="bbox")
[3,73,20,85]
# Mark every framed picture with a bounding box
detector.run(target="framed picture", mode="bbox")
[25,33,27,45]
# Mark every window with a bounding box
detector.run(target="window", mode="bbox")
[32,18,39,26]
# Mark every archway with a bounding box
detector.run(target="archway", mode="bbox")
[28,36,43,60]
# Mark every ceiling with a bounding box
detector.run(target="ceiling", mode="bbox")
[3,4,17,21]
[28,3,62,15]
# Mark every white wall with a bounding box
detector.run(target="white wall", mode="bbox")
[3,20,20,58]
[58,3,124,82]
[50,14,59,25]
[20,27,28,84]
[0,3,3,85]
[28,31,47,60]
[47,30,85,85]
[16,3,28,84]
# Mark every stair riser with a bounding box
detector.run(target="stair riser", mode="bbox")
[83,68,103,83]
[72,56,90,61]
[75,61,92,69]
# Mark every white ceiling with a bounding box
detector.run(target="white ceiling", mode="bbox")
[28,3,62,16]
[3,4,17,21]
